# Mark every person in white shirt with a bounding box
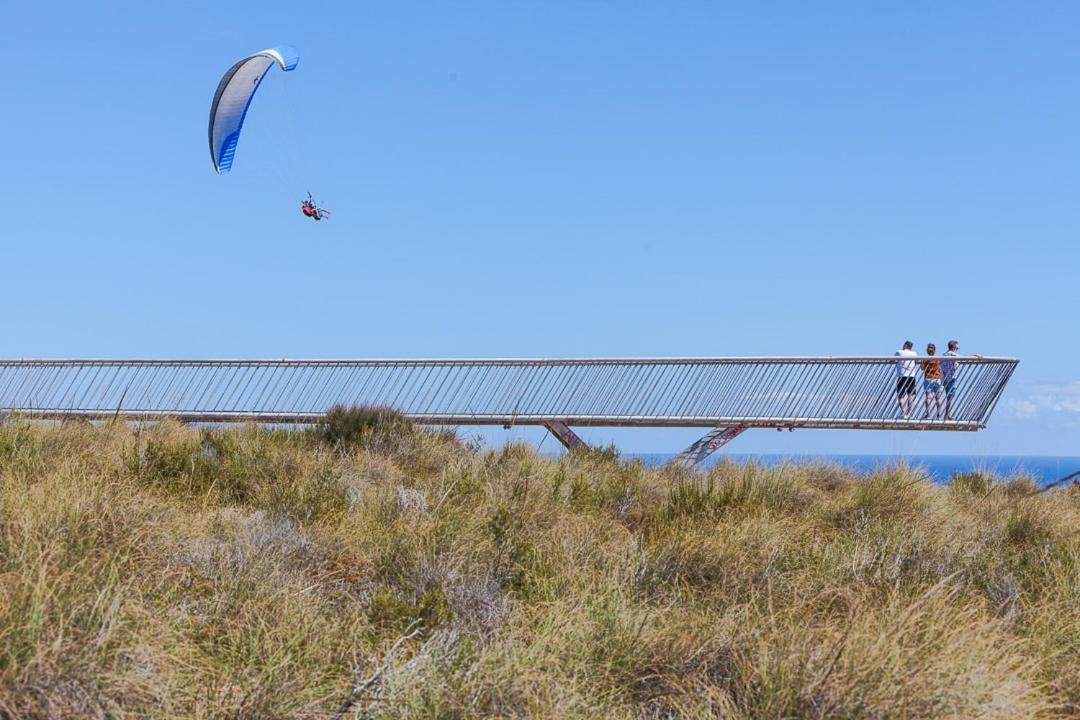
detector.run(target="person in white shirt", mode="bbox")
[894,340,918,419]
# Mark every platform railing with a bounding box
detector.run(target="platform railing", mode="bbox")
[0,357,1017,431]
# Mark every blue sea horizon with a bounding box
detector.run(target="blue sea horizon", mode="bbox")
[628,453,1080,486]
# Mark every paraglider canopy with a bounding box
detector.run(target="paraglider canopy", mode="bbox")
[208,46,299,174]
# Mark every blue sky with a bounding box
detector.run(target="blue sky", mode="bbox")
[2,2,1077,455]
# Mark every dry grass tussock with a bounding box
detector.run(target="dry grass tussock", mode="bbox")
[0,417,1077,718]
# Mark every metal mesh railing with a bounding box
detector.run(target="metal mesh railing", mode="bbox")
[0,357,1017,430]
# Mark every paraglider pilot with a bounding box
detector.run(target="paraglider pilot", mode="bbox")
[302,193,330,221]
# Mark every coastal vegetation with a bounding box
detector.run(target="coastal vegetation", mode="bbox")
[1,411,1077,718]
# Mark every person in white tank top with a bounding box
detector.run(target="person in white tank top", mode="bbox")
[894,340,918,419]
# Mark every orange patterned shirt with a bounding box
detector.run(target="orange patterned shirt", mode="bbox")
[922,359,941,380]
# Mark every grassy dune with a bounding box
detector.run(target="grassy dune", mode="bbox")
[0,415,1078,718]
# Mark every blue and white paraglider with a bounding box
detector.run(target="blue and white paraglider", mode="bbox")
[208,46,298,174]
[208,46,330,219]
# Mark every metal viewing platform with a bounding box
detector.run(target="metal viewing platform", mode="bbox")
[0,357,1017,465]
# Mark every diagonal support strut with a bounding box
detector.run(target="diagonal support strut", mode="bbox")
[544,420,587,451]
[671,425,747,468]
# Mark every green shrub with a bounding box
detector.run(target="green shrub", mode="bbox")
[570,442,620,463]
[951,470,993,496]
[1002,475,1039,498]
[314,404,413,452]
[1003,504,1054,549]
[664,476,715,519]
[829,465,930,528]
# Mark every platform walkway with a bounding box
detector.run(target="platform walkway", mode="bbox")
[0,357,1018,465]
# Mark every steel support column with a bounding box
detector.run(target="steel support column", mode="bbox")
[671,425,747,467]
[544,420,587,451]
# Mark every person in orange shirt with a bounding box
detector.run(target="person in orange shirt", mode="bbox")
[921,343,943,419]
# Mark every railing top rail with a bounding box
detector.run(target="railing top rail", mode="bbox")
[0,356,1019,366]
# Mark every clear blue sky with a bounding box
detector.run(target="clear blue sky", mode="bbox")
[2,2,1077,455]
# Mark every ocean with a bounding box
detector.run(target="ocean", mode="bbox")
[631,454,1080,486]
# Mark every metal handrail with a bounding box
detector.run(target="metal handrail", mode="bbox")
[0,356,1015,365]
[0,357,1018,430]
